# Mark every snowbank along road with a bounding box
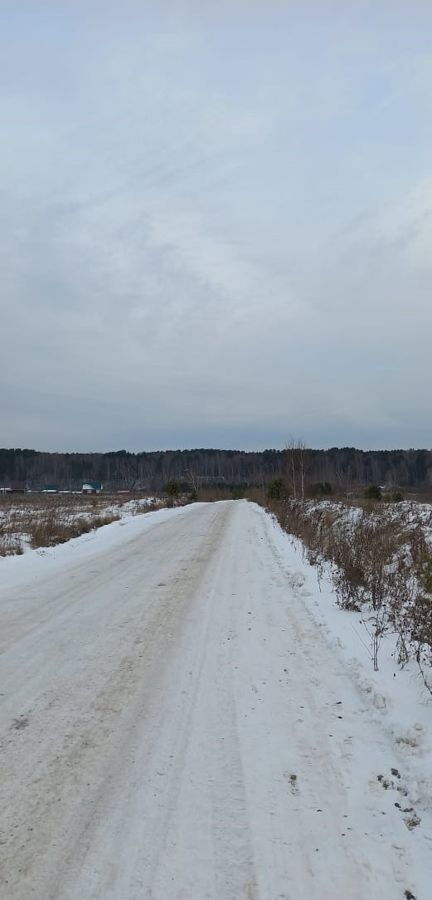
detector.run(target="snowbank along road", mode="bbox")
[0,500,430,899]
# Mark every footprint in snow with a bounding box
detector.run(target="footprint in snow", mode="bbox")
[11,715,30,731]
[284,772,299,795]
[377,772,421,831]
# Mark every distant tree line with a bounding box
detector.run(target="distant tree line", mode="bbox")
[1,446,432,492]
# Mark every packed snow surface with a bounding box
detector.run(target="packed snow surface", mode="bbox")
[0,500,431,899]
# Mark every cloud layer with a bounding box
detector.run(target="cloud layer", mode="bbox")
[2,1,432,450]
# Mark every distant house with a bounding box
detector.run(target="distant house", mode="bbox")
[82,480,103,494]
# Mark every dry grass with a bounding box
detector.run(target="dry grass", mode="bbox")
[0,492,164,555]
[267,496,432,690]
[28,512,120,549]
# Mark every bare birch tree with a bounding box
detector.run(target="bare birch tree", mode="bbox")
[286,438,309,501]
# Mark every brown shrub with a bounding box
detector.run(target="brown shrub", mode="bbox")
[266,496,432,683]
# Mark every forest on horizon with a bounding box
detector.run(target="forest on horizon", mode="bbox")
[1,446,432,492]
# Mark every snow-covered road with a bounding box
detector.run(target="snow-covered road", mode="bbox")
[0,501,429,899]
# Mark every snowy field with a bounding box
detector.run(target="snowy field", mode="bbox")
[0,493,162,556]
[0,500,431,899]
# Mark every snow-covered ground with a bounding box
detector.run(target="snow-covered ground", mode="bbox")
[267,514,432,844]
[0,501,190,591]
[0,500,430,899]
[0,494,162,556]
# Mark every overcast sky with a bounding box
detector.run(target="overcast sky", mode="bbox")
[2,1,432,452]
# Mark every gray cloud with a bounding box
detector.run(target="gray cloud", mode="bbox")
[1,2,432,451]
